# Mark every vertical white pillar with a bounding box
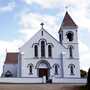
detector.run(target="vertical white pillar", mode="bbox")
[43,76,46,83]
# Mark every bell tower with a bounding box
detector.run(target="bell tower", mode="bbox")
[58,11,79,58]
[58,12,80,78]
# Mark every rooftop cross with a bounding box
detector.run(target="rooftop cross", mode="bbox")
[40,22,44,29]
[65,6,69,10]
[65,4,70,11]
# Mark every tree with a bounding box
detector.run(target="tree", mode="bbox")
[87,68,90,85]
[80,69,87,78]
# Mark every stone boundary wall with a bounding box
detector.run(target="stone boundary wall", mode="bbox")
[52,77,87,85]
[0,78,43,83]
[0,78,87,85]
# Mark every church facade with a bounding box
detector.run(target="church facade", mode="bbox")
[2,12,81,83]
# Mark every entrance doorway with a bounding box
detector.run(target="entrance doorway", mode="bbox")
[36,60,51,81]
[39,68,49,80]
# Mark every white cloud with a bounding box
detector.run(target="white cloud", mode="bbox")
[0,39,23,65]
[0,2,15,12]
[22,0,90,32]
[23,0,90,31]
[23,0,90,33]
[23,0,61,8]
[19,12,59,40]
[22,0,89,10]
[0,39,23,75]
[80,52,90,71]
[70,10,90,32]
[79,41,89,54]
[79,41,90,71]
[0,40,22,52]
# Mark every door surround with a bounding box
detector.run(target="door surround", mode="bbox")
[36,60,51,79]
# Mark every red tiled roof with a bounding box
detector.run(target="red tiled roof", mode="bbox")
[4,53,19,64]
[61,11,77,28]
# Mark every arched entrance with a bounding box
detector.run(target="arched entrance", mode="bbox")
[36,60,51,80]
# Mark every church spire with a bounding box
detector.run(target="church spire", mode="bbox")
[58,11,78,44]
[60,11,78,31]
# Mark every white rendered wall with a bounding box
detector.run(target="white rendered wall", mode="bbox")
[63,59,80,78]
[21,58,62,78]
[19,28,80,79]
[19,29,64,59]
[19,29,65,78]
[60,27,80,78]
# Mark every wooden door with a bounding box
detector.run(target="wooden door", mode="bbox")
[39,68,48,79]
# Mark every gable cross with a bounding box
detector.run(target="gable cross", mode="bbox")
[40,22,44,29]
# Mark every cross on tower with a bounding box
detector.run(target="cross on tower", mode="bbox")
[65,4,70,11]
[40,22,44,29]
[65,6,68,10]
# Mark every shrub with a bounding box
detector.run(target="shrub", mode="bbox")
[87,68,90,85]
[80,69,87,78]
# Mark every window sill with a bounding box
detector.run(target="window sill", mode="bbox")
[70,74,75,75]
[48,57,53,59]
[29,73,33,75]
[40,57,46,59]
[69,57,74,59]
[33,57,39,59]
[54,74,59,76]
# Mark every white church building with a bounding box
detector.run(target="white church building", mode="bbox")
[2,12,86,83]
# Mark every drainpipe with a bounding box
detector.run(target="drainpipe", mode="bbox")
[61,53,64,78]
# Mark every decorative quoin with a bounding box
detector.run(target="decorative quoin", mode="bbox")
[2,12,81,83]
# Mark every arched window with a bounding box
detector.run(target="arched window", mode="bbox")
[30,65,32,74]
[34,45,38,57]
[68,64,75,75]
[69,46,73,58]
[27,64,33,74]
[41,31,43,36]
[5,70,13,77]
[59,31,63,43]
[41,41,45,57]
[66,31,74,41]
[48,45,52,57]
[70,65,74,75]
[53,64,59,75]
[55,65,58,75]
[59,34,62,42]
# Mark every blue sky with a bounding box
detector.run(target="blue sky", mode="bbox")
[0,0,90,74]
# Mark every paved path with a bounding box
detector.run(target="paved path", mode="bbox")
[0,84,80,90]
